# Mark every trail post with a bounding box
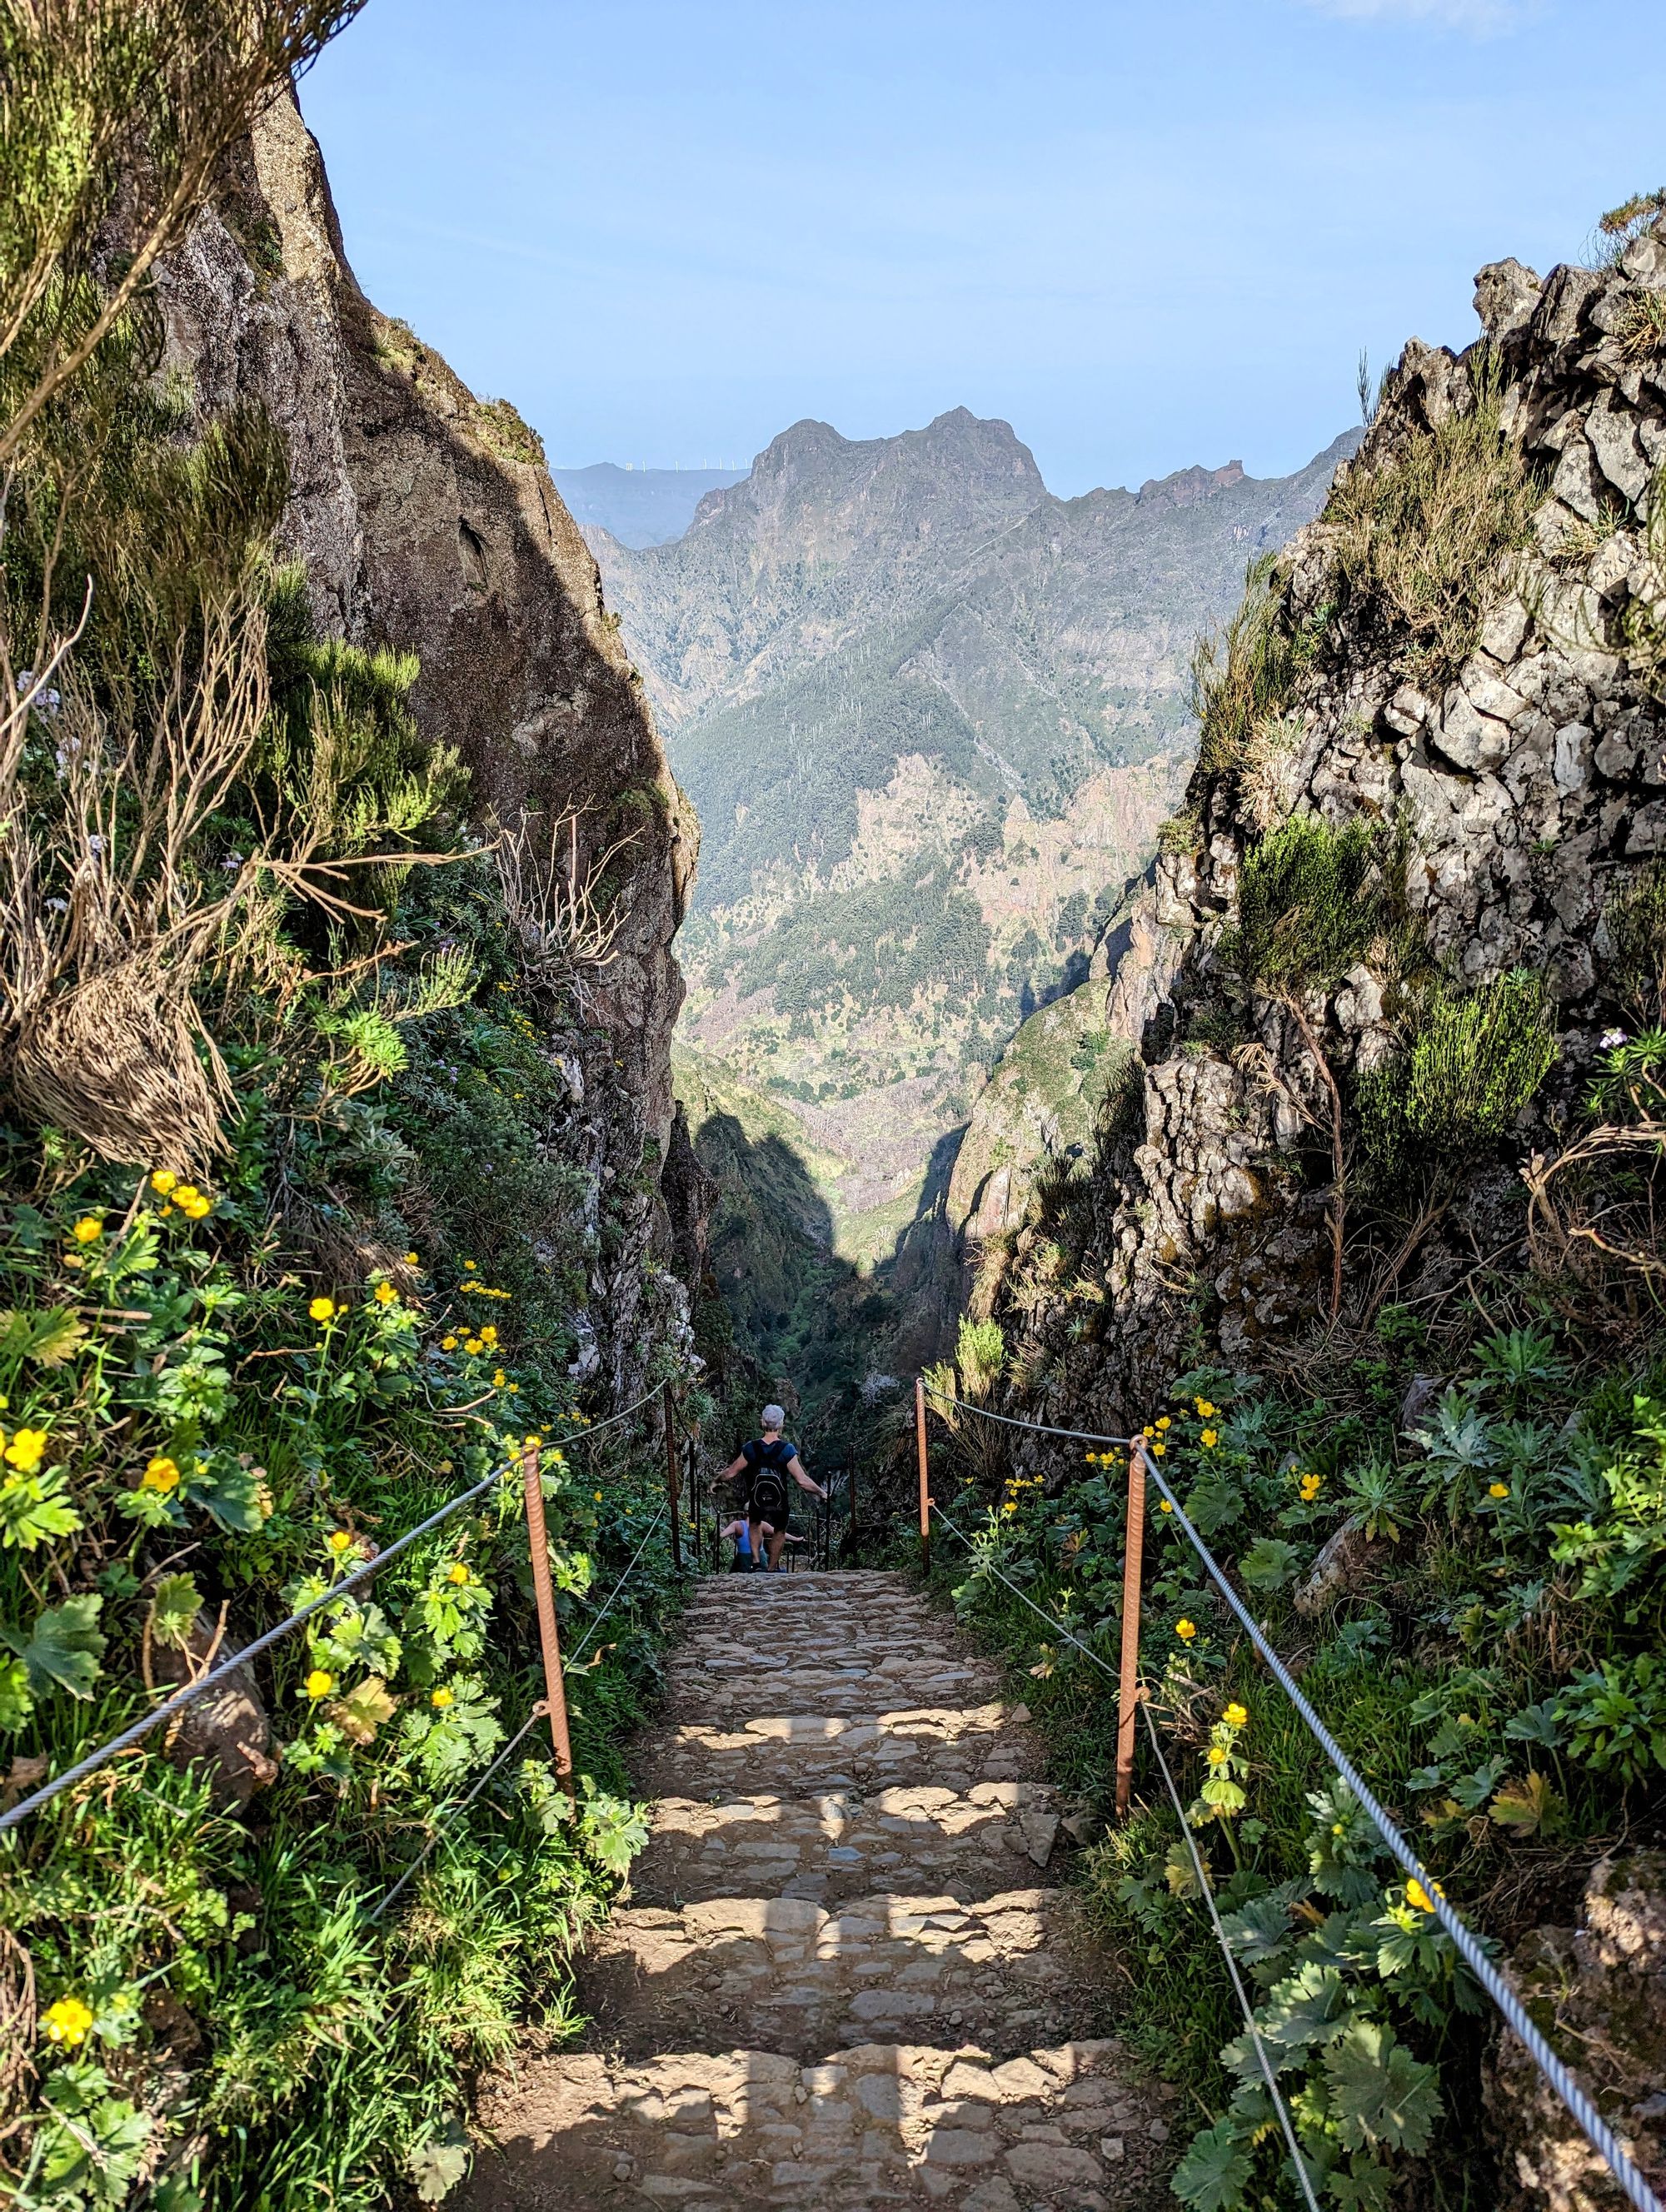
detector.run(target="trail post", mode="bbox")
[521,1442,576,1796]
[1115,1441,1147,1817]
[915,1375,931,1572]
[662,1381,683,1572]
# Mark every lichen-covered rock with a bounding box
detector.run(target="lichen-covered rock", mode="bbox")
[1484,1851,1666,2209]
[984,232,1666,1422]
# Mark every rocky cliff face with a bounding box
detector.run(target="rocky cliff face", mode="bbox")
[980,232,1666,1423]
[159,92,698,1387]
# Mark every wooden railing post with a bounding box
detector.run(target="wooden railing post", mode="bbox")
[521,1442,576,1796]
[915,1376,931,1573]
[1115,1439,1147,1818]
[662,1381,683,1572]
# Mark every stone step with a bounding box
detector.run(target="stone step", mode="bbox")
[636,1704,1040,1802]
[631,1784,1063,1908]
[580,1889,1103,2063]
[667,1657,994,1721]
[468,2035,1173,2211]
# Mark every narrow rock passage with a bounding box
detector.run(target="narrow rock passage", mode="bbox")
[469,1570,1173,2210]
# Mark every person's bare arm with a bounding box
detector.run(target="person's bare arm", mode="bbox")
[789,1455,827,1501]
[715,1454,748,1484]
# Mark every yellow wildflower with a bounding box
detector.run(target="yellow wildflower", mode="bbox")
[309,1296,337,1323]
[1175,1618,1197,1642]
[441,1335,457,1351]
[1406,1878,1444,1914]
[1151,1441,1165,1457]
[1159,1498,1174,1514]
[1201,1429,1219,1449]
[1196,1399,1216,1419]
[431,1686,455,1709]
[373,1281,399,1306]
[593,1489,603,1502]
[303,1668,334,1700]
[479,1326,498,1346]
[1155,1415,1171,1430]
[3,1429,50,1474]
[42,1996,94,2047]
[70,1217,103,1245]
[464,1338,483,1356]
[1223,1702,1248,1727]
[1207,1744,1228,1765]
[141,1454,180,1492]
[405,1252,420,1265]
[1142,1425,1155,1439]
[151,1170,178,1195]
[180,1193,212,1221]
[463,1260,477,1271]
[1488,1482,1509,1500]
[447,1563,471,1587]
[493,1369,506,1388]
[327,1530,353,1554]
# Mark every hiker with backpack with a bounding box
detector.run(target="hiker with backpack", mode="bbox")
[716,1405,826,1573]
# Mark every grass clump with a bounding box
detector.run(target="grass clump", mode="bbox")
[1191,553,1329,778]
[1361,969,1558,1177]
[1327,352,1540,679]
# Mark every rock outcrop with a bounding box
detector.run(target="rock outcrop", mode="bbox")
[1486,1851,1666,2209]
[157,92,698,1388]
[983,229,1666,1422]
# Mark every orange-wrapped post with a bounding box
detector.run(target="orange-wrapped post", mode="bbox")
[521,1442,576,1795]
[1115,1442,1147,1817]
[915,1375,931,1573]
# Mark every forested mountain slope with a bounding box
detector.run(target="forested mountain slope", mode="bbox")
[595,411,1357,1323]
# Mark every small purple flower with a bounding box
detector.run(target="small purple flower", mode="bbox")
[1599,1028,1628,1050]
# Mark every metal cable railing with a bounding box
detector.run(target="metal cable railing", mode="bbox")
[0,1383,671,1843]
[918,1384,1664,2212]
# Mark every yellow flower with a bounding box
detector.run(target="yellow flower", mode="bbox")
[1405,1878,1444,1914]
[303,1668,334,1701]
[463,1259,477,1271]
[69,1217,103,1245]
[151,1170,178,1196]
[441,1335,457,1351]
[464,1338,483,1356]
[174,1184,201,1208]
[4,1428,50,1474]
[141,1454,180,1492]
[431,1686,455,1709]
[1159,1498,1174,1514]
[447,1562,471,1586]
[593,1489,603,1502]
[1151,1441,1165,1457]
[327,1530,353,1554]
[1156,1416,1172,1431]
[405,1252,420,1265]
[1142,1425,1155,1439]
[1207,1744,1228,1765]
[1223,1702,1248,1727]
[1196,1399,1216,1419]
[1201,1429,1219,1449]
[309,1297,337,1323]
[506,1381,520,1392]
[493,1369,506,1387]
[479,1326,498,1346]
[180,1193,212,1220]
[1175,1618,1197,1642]
[42,1995,94,2047]
[1299,1473,1322,1502]
[373,1281,399,1306]
[1488,1482,1509,1500]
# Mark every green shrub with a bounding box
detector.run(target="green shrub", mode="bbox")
[1327,351,1540,678]
[1360,969,1556,1174]
[1230,814,1380,997]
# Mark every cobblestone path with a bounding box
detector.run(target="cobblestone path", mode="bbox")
[468,1570,1174,2211]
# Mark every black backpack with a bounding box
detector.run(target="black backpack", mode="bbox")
[746,1439,792,1522]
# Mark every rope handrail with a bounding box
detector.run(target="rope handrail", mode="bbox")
[927,1500,1321,2211]
[921,1389,1664,2212]
[371,1497,670,1920]
[0,1380,675,1843]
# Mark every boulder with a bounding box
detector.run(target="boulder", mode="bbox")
[152,1617,278,1810]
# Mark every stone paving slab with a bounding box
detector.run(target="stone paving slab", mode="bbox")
[581,1887,1103,2061]
[631,1784,1062,1908]
[470,2035,1176,2211]
[637,1702,1043,1801]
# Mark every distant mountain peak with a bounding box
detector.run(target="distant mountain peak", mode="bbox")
[1136,459,1247,510]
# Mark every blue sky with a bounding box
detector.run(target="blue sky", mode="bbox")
[300,0,1665,497]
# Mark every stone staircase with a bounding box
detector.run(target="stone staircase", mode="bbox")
[467,1570,1172,2211]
